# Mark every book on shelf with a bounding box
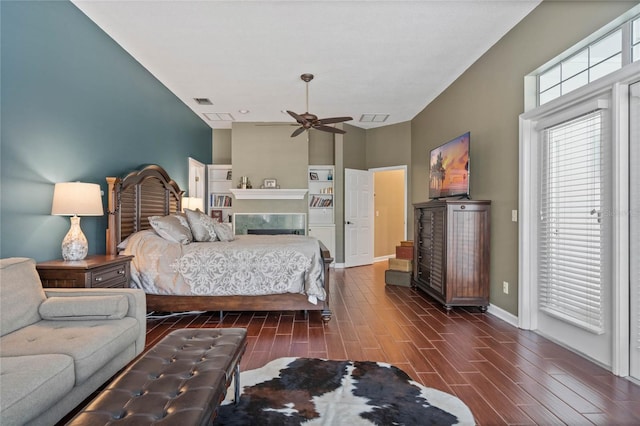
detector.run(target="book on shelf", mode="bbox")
[310,195,333,208]
[210,194,232,207]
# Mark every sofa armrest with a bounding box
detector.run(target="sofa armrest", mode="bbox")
[43,288,146,355]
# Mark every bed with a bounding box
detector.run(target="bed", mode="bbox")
[105,164,333,322]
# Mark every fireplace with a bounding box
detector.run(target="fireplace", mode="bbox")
[233,213,307,236]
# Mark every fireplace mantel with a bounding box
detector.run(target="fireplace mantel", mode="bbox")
[229,188,308,200]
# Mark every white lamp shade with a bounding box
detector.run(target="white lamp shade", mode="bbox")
[51,182,104,216]
[182,196,203,212]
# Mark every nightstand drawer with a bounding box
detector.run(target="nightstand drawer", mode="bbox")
[90,263,129,288]
[37,255,133,289]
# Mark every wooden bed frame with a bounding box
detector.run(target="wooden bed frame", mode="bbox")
[106,164,333,322]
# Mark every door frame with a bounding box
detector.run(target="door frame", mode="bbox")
[370,165,409,251]
[519,62,639,376]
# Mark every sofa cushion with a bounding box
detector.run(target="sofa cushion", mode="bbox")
[0,318,139,385]
[39,295,128,320]
[0,258,46,337]
[0,354,75,426]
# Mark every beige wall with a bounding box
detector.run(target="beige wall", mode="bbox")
[411,1,637,315]
[366,122,412,169]
[343,124,367,170]
[374,169,405,257]
[309,129,334,165]
[212,129,232,164]
[231,123,309,214]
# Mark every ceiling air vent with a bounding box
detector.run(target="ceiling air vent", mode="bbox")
[194,98,213,105]
[359,114,389,123]
[203,112,235,121]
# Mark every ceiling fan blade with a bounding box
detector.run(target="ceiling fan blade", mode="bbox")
[287,110,306,124]
[313,124,346,134]
[291,127,306,137]
[255,123,299,126]
[318,116,353,125]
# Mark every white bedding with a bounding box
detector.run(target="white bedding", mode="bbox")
[123,230,326,302]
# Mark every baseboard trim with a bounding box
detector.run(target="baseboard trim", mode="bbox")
[374,255,394,263]
[486,304,519,327]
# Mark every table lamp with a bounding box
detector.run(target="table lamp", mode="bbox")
[182,196,204,212]
[51,182,104,260]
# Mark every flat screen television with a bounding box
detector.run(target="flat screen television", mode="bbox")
[428,131,470,199]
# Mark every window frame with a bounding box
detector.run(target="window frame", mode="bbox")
[527,5,640,110]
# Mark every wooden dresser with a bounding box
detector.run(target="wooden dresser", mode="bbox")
[413,199,491,311]
[37,255,133,289]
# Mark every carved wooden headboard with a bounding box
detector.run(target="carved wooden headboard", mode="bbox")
[106,165,183,254]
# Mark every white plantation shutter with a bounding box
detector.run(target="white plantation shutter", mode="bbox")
[538,109,609,334]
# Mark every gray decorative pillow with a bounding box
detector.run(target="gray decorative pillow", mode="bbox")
[184,209,218,242]
[213,223,235,242]
[148,214,193,244]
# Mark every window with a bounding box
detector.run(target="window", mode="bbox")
[536,11,640,106]
[539,30,623,105]
[632,17,640,61]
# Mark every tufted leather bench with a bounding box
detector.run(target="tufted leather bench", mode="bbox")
[66,328,247,425]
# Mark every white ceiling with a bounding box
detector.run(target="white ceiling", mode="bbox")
[71,0,541,130]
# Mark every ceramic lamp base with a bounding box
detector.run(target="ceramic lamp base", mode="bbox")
[61,215,88,261]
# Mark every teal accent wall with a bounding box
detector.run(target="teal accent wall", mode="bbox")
[1,0,212,261]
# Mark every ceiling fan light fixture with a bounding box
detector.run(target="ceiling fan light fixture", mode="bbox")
[286,73,353,138]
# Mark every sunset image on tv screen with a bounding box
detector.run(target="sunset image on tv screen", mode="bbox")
[429,132,470,198]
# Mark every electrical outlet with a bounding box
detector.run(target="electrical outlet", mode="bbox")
[503,281,509,294]
[511,210,518,222]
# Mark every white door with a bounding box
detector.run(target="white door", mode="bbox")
[344,168,374,267]
[188,157,206,211]
[535,103,613,367]
[629,82,640,380]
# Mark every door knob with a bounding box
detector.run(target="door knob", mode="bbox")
[346,221,353,225]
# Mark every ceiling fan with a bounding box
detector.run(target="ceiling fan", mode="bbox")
[287,73,353,138]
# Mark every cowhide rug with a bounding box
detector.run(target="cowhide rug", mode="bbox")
[213,357,474,425]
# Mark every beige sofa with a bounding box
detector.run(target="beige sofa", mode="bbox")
[0,258,146,426]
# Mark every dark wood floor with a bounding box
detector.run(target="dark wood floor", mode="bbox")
[144,261,640,425]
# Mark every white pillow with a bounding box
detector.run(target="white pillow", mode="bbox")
[184,208,218,242]
[148,214,193,244]
[213,223,235,242]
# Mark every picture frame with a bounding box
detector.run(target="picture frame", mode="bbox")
[210,210,223,223]
[226,170,232,180]
[309,172,319,180]
[263,178,277,189]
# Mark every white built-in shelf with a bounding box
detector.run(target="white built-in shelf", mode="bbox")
[229,188,308,200]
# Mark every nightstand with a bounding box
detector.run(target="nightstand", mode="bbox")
[36,255,134,289]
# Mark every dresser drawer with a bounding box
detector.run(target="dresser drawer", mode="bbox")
[90,263,129,288]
